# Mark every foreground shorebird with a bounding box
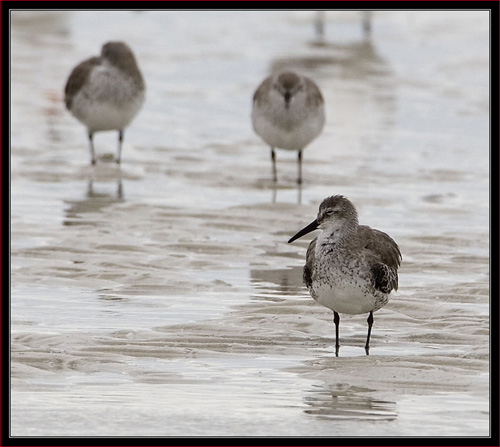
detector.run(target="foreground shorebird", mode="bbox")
[252,71,325,184]
[64,41,146,165]
[288,195,401,355]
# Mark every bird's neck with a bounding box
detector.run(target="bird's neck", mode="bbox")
[318,225,356,251]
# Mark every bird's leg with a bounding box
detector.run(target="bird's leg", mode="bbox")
[116,130,124,165]
[117,178,123,200]
[297,149,303,184]
[365,311,374,355]
[315,11,325,37]
[87,175,94,196]
[88,132,96,165]
[362,11,372,38]
[333,311,340,357]
[271,147,277,182]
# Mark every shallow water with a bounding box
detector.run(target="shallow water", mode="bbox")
[10,10,490,437]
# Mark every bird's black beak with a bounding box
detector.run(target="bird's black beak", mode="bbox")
[284,92,291,109]
[288,219,319,243]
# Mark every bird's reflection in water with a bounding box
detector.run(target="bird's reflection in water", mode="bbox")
[63,169,124,226]
[304,383,397,421]
[269,182,302,205]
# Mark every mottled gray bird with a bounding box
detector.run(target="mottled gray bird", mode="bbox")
[252,71,325,184]
[288,195,401,355]
[64,41,145,165]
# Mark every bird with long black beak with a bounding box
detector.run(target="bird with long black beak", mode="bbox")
[288,195,402,356]
[251,71,325,184]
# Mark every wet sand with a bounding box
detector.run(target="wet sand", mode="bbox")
[10,11,490,437]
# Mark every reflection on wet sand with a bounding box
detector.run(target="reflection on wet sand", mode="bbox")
[304,383,397,421]
[270,182,303,205]
[11,11,70,42]
[275,11,384,75]
[250,265,306,300]
[63,169,123,226]
[273,38,388,73]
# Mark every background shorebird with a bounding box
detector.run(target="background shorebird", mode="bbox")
[288,195,402,355]
[251,71,325,184]
[64,41,146,165]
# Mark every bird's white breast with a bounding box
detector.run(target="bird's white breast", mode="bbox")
[311,277,381,315]
[69,63,145,133]
[252,89,325,150]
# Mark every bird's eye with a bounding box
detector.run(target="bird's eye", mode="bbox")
[326,209,334,216]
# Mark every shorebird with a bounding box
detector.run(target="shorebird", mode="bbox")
[64,41,146,165]
[251,71,325,184]
[288,195,401,355]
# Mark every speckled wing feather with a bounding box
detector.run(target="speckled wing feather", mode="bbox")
[371,262,398,293]
[64,56,101,109]
[303,237,317,288]
[359,225,402,293]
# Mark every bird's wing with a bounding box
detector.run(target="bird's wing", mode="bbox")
[64,56,101,109]
[252,75,273,105]
[304,77,324,107]
[370,262,399,293]
[359,225,402,293]
[303,237,317,288]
